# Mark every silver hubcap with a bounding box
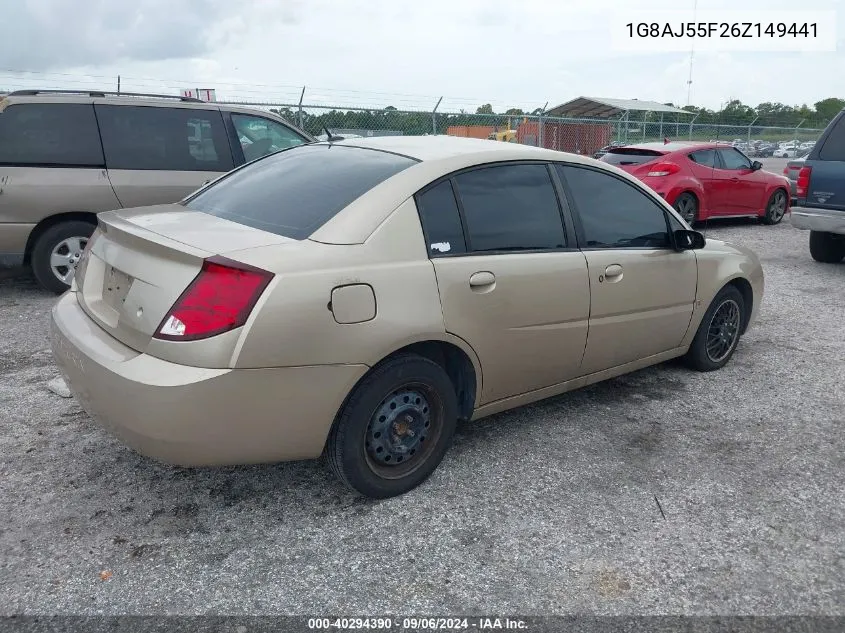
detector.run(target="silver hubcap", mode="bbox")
[50,236,88,284]
[676,196,696,223]
[705,299,741,363]
[769,192,786,221]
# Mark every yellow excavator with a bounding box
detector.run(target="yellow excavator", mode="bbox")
[487,120,518,143]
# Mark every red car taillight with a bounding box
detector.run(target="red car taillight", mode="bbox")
[796,166,812,198]
[645,162,680,177]
[154,256,274,342]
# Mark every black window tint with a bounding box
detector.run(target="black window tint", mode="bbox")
[600,149,663,166]
[688,149,717,167]
[416,181,467,256]
[231,113,306,163]
[717,148,751,170]
[557,165,670,248]
[0,103,103,166]
[96,105,233,172]
[818,115,845,161]
[667,213,686,232]
[184,144,416,240]
[454,164,565,252]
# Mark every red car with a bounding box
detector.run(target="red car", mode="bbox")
[599,142,791,225]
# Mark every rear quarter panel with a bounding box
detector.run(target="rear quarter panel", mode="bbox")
[230,199,481,377]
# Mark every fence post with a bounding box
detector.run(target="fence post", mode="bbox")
[659,113,664,140]
[432,97,443,135]
[297,86,306,129]
[642,111,650,141]
[688,113,700,139]
[538,101,548,148]
[746,116,758,146]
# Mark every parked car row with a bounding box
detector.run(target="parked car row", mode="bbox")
[0,90,314,292]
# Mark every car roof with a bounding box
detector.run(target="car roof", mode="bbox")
[308,135,679,245]
[615,141,718,153]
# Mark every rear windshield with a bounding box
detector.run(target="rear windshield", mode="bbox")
[184,144,418,240]
[599,148,664,166]
[818,113,845,161]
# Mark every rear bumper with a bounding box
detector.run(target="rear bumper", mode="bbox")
[50,292,368,466]
[790,207,845,234]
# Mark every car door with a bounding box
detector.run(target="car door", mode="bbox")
[94,104,234,208]
[226,112,309,166]
[685,148,720,212]
[555,164,698,375]
[714,147,765,214]
[415,163,590,405]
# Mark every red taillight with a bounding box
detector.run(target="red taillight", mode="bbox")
[796,166,812,198]
[645,162,681,177]
[154,256,274,342]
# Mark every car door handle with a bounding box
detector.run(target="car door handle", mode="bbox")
[601,264,623,283]
[469,271,496,290]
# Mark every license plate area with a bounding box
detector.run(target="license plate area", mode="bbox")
[102,266,133,310]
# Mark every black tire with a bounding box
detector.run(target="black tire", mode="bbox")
[326,354,459,498]
[673,192,699,225]
[809,231,845,263]
[683,285,746,372]
[30,220,96,294]
[760,189,788,225]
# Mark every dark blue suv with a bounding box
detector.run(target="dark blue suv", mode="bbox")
[790,109,845,263]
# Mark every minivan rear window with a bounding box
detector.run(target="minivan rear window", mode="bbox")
[184,144,418,240]
[599,148,664,166]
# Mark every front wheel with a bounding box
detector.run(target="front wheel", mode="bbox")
[809,231,845,263]
[683,285,746,372]
[761,189,788,225]
[30,220,97,294]
[326,354,459,498]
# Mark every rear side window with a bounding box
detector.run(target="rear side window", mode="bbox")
[415,181,467,256]
[453,164,566,252]
[184,144,417,240]
[600,149,663,166]
[818,115,845,161]
[688,149,717,167]
[0,103,104,166]
[95,105,234,172]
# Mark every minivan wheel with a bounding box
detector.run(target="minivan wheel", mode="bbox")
[761,189,787,225]
[683,285,746,372]
[30,220,96,294]
[326,354,458,498]
[809,231,845,263]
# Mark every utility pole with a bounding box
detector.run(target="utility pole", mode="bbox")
[686,0,697,106]
[117,75,121,94]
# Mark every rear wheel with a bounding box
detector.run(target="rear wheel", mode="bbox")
[30,220,97,294]
[683,285,746,372]
[761,189,787,225]
[809,231,845,263]
[326,354,458,498]
[673,192,699,224]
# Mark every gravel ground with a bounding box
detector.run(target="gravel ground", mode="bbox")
[0,218,843,616]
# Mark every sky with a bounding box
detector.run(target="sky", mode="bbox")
[0,0,843,114]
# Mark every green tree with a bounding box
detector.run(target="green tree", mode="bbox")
[813,98,845,122]
[475,103,494,114]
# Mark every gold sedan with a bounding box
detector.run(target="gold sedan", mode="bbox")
[50,136,764,498]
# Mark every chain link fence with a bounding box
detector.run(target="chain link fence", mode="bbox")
[219,101,827,158]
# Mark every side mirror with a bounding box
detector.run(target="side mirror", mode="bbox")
[751,161,763,171]
[674,229,706,250]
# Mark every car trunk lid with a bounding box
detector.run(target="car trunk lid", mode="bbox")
[75,204,292,353]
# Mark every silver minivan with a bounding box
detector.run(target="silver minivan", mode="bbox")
[0,89,313,292]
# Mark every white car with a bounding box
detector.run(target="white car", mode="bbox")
[774,145,800,158]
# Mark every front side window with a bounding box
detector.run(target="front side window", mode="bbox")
[415,180,467,257]
[184,144,417,240]
[557,165,670,249]
[0,103,103,166]
[453,164,566,252]
[717,148,752,170]
[231,113,307,163]
[95,105,233,172]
